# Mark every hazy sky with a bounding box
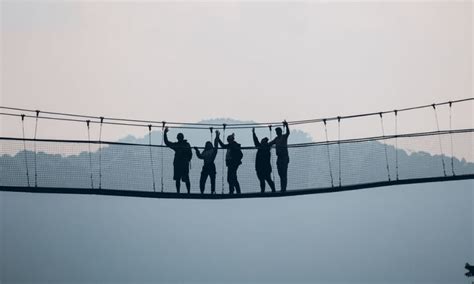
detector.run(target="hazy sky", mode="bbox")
[0,2,473,284]
[1,1,472,143]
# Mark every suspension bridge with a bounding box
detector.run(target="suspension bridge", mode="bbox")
[0,98,473,199]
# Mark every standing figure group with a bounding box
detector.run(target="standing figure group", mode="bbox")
[252,121,290,192]
[162,121,290,194]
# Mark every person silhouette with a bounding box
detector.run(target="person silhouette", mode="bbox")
[252,128,276,193]
[194,136,219,194]
[215,130,242,194]
[269,121,290,192]
[163,127,192,193]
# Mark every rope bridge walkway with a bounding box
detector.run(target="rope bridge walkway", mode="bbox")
[0,99,473,199]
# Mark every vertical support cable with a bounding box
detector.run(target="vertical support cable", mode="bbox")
[323,119,334,188]
[337,116,342,187]
[269,125,275,183]
[99,116,104,189]
[432,104,447,177]
[21,114,30,187]
[148,125,156,192]
[379,113,391,181]
[221,124,226,194]
[448,102,455,176]
[86,120,94,189]
[161,121,166,192]
[33,110,39,187]
[394,110,399,180]
[210,127,214,141]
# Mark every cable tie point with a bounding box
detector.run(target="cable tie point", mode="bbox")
[100,116,104,123]
[432,104,436,109]
[148,124,152,131]
[86,120,90,127]
[323,119,327,125]
[337,116,341,122]
[35,110,40,116]
[21,114,25,121]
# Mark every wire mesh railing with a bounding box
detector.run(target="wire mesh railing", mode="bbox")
[1,129,473,198]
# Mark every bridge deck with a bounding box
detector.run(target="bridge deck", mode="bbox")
[1,174,472,200]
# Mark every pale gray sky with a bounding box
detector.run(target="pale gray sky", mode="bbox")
[1,1,472,144]
[0,2,473,283]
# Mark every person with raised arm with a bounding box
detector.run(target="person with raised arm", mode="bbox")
[269,121,290,192]
[164,127,192,193]
[252,128,276,193]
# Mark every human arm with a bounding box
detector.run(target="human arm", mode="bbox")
[268,136,277,147]
[163,127,172,147]
[212,136,219,157]
[194,147,203,159]
[215,130,228,148]
[283,120,290,137]
[252,128,260,147]
[214,136,219,150]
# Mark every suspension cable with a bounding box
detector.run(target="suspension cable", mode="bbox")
[221,124,226,194]
[86,120,94,189]
[323,119,334,187]
[33,110,39,187]
[337,116,342,187]
[161,121,165,192]
[21,114,30,187]
[379,113,391,181]
[394,110,399,180]
[1,98,472,130]
[99,116,104,189]
[448,102,455,176]
[148,125,156,192]
[432,104,447,177]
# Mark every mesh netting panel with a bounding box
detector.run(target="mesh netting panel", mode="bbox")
[1,131,473,194]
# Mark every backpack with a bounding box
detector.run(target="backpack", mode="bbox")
[184,142,193,162]
[233,143,243,165]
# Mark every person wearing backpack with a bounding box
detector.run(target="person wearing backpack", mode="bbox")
[164,127,193,193]
[194,136,219,194]
[215,130,242,194]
